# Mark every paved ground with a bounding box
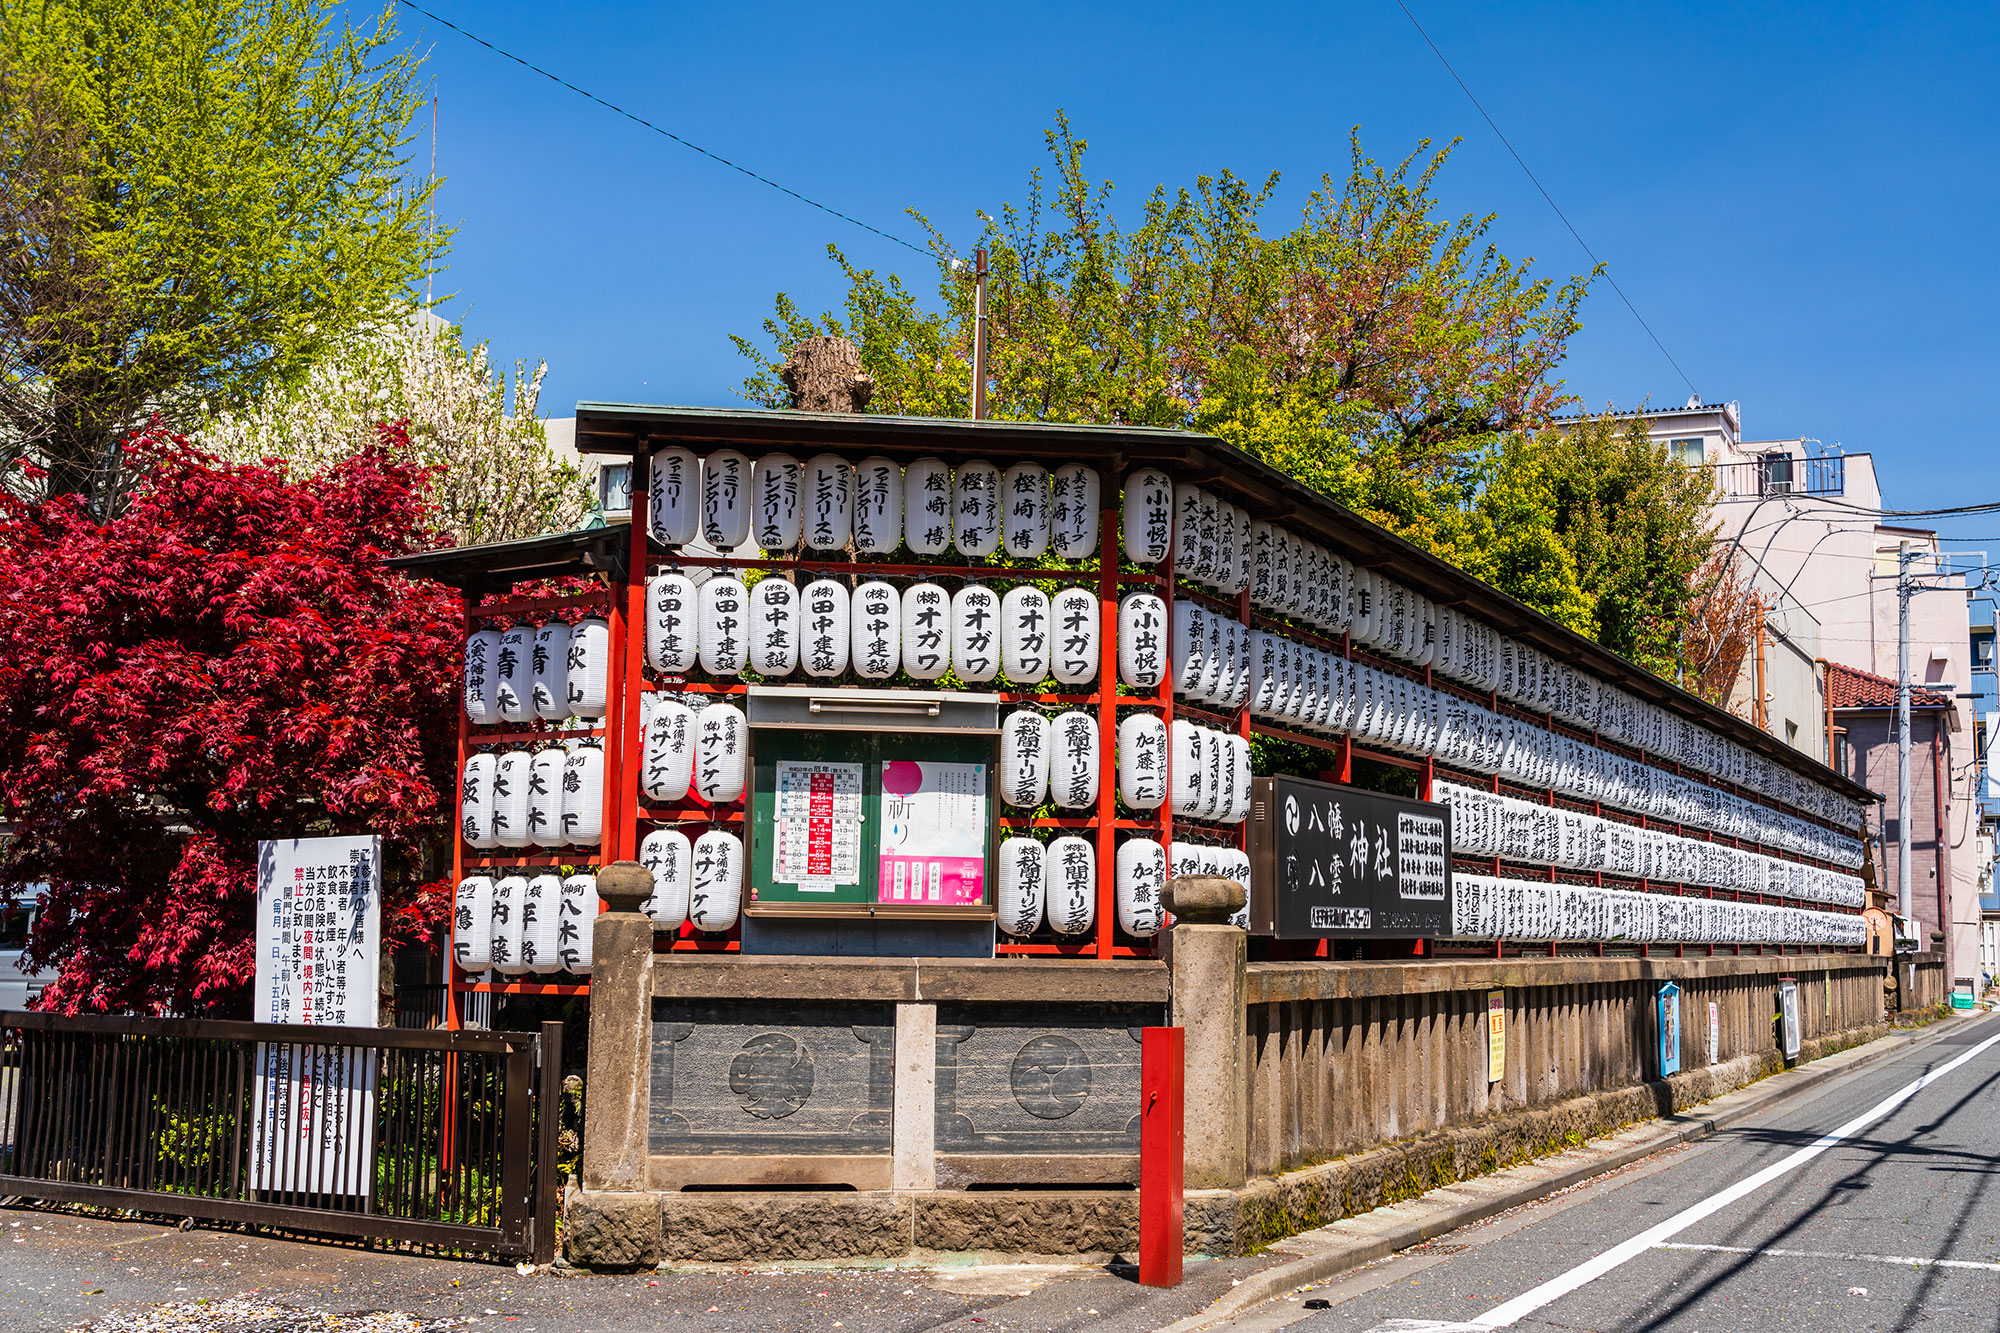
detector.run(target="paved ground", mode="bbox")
[0,1200,1291,1333]
[1204,1011,2000,1332]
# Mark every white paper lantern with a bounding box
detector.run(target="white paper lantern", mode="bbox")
[527,626,575,725]
[648,447,701,546]
[1116,838,1167,938]
[799,579,851,678]
[802,454,853,552]
[566,618,610,718]
[1001,586,1052,685]
[496,626,533,723]
[1050,588,1100,686]
[700,449,750,549]
[1199,725,1227,822]
[689,830,743,932]
[1118,592,1168,688]
[1226,734,1253,824]
[749,578,799,677]
[639,828,692,931]
[850,456,903,554]
[1121,468,1173,563]
[528,748,568,848]
[492,751,533,848]
[997,837,1047,937]
[1002,462,1051,558]
[1198,603,1227,703]
[461,752,498,849]
[1049,711,1100,810]
[752,452,804,551]
[561,746,605,847]
[641,699,694,803]
[1117,712,1168,810]
[1000,710,1051,808]
[453,875,494,971]
[850,580,900,679]
[904,457,953,554]
[646,573,698,675]
[953,460,1001,557]
[1173,601,1206,696]
[1047,835,1096,936]
[901,582,951,680]
[951,584,1002,683]
[698,577,750,677]
[521,873,563,973]
[491,875,529,976]
[1219,848,1253,929]
[1175,484,1206,581]
[556,874,598,973]
[1051,463,1100,559]
[1170,719,1205,817]
[464,628,503,725]
[694,703,748,803]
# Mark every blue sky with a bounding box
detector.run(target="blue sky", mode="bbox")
[399,0,1999,543]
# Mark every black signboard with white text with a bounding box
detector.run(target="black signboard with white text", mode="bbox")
[1246,775,1452,938]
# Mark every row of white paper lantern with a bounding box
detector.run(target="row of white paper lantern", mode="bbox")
[1449,875,1865,946]
[637,826,743,933]
[638,700,747,805]
[996,835,1172,939]
[453,873,598,974]
[1235,617,1862,868]
[646,575,1152,688]
[651,449,1106,560]
[463,620,610,725]
[1170,721,1252,824]
[651,446,1860,831]
[1172,841,1254,930]
[1435,782,1864,907]
[1235,518,1857,831]
[460,747,605,849]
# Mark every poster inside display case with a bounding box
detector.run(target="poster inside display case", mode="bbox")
[747,727,996,917]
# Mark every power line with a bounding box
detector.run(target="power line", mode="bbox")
[1389,0,1699,398]
[396,0,932,258]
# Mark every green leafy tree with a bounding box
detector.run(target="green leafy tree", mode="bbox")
[736,116,1592,559]
[0,0,443,514]
[1486,414,1719,676]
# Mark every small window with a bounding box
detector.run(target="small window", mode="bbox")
[1669,437,1704,466]
[1761,452,1795,494]
[1784,720,1799,745]
[597,463,632,514]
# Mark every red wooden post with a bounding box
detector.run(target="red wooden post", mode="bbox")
[1094,496,1120,959]
[1139,1025,1185,1288]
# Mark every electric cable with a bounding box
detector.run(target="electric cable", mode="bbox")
[1389,0,1699,398]
[397,0,932,258]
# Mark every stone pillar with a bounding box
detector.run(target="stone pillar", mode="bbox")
[892,1003,937,1190]
[1167,876,1248,1190]
[582,861,657,1192]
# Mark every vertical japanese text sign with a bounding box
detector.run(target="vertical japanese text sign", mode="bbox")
[1486,991,1506,1084]
[1656,981,1682,1077]
[252,835,381,1195]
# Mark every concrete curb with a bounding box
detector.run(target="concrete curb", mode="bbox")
[1152,1011,1991,1333]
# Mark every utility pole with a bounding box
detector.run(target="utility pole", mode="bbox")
[1896,540,1914,923]
[971,247,989,421]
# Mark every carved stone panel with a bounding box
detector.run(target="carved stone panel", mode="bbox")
[934,1002,1160,1155]
[649,1000,894,1156]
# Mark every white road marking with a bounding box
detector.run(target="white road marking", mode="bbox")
[1653,1241,2000,1272]
[1364,1021,2000,1332]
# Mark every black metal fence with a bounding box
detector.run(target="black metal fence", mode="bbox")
[0,1013,561,1262]
[1709,455,1846,500]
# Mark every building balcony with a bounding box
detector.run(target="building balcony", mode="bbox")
[1709,455,1845,500]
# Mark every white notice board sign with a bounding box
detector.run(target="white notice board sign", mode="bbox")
[252,835,381,1195]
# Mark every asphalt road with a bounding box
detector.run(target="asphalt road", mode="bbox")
[1214,1012,2000,1333]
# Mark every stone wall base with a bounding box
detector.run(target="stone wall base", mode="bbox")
[562,1022,1887,1266]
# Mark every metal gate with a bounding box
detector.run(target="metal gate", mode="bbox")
[0,1013,562,1262]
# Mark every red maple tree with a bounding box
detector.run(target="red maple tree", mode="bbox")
[0,425,459,1014]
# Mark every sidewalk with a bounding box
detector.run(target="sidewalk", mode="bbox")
[9,1012,1979,1333]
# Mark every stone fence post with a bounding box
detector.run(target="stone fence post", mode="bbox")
[1167,875,1248,1190]
[568,861,662,1269]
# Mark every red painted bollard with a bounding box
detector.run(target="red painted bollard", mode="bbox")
[1140,1025,1185,1287]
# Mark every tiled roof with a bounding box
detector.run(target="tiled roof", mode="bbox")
[1827,661,1952,710]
